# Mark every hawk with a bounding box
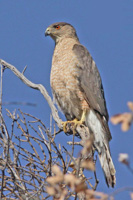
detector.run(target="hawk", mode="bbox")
[45,22,116,187]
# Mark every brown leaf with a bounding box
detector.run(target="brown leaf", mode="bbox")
[52,165,63,176]
[64,174,81,190]
[81,139,93,155]
[57,189,68,200]
[118,153,129,166]
[130,193,133,200]
[85,189,95,199]
[47,175,64,185]
[46,186,56,196]
[64,174,75,185]
[75,180,87,193]
[111,113,132,131]
[69,161,75,169]
[86,189,108,200]
[81,160,95,171]
[128,102,133,112]
[26,162,32,167]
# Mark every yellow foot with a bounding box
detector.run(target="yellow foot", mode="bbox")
[62,110,86,134]
[62,119,78,133]
[72,119,85,134]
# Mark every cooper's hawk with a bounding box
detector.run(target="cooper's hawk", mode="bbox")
[45,22,116,187]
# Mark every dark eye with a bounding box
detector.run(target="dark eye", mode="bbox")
[54,25,60,30]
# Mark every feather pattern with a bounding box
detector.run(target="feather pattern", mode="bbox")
[46,22,116,187]
[86,110,116,187]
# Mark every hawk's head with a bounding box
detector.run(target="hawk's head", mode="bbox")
[45,22,78,43]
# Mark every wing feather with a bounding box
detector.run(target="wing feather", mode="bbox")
[72,44,114,184]
[73,44,109,120]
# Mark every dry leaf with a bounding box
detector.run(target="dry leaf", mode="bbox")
[64,174,75,185]
[75,180,87,193]
[64,174,81,190]
[111,113,132,131]
[46,186,56,196]
[85,189,108,200]
[52,165,63,176]
[118,153,129,165]
[128,102,133,112]
[26,162,32,167]
[47,175,64,185]
[81,160,95,171]
[69,161,75,169]
[130,193,133,200]
[57,189,68,200]
[85,189,95,199]
[64,173,86,193]
[81,139,93,155]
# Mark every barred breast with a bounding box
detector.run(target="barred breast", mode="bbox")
[50,38,89,120]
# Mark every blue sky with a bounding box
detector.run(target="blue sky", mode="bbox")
[0,0,133,199]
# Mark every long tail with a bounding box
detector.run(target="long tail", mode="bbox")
[86,110,116,187]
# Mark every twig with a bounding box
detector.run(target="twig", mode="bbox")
[127,164,133,174]
[0,64,4,198]
[7,163,26,191]
[51,140,67,174]
[67,141,82,146]
[38,126,52,176]
[0,114,10,198]
[63,146,78,171]
[0,65,3,115]
[27,182,45,200]
[0,59,95,199]
[0,59,62,129]
[0,59,91,147]
[22,65,27,74]
[93,170,99,190]
[93,155,99,190]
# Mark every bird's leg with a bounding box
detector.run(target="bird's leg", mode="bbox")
[73,110,86,134]
[80,109,86,123]
[62,110,86,134]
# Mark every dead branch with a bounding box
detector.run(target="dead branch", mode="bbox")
[0,59,99,199]
[0,59,91,146]
[0,59,62,129]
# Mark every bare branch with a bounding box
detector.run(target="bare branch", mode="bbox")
[22,65,27,74]
[0,59,99,199]
[0,59,62,129]
[0,59,91,147]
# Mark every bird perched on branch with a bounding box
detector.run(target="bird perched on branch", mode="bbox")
[45,22,116,187]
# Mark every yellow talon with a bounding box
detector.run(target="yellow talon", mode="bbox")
[62,110,86,134]
[62,121,69,133]
[62,119,77,133]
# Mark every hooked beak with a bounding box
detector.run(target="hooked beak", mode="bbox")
[45,27,51,36]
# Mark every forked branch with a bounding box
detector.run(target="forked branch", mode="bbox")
[0,59,91,145]
[0,59,62,128]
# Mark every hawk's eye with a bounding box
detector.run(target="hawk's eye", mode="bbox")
[55,25,60,30]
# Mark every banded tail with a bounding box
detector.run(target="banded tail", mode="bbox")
[86,109,116,187]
